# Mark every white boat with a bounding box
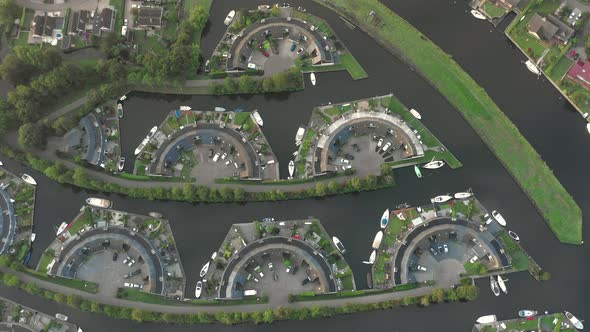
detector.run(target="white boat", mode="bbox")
[492,210,507,226]
[476,315,497,324]
[119,95,127,101]
[431,195,452,204]
[288,160,295,178]
[372,231,383,249]
[149,126,158,137]
[454,191,473,199]
[214,107,226,112]
[55,313,68,321]
[118,157,125,172]
[380,209,390,229]
[518,310,538,318]
[564,311,584,330]
[224,10,235,25]
[471,9,486,20]
[484,213,493,225]
[117,103,123,119]
[195,281,203,298]
[78,328,84,332]
[56,222,68,236]
[134,137,150,156]
[86,198,113,209]
[30,233,36,242]
[497,275,507,294]
[251,110,263,127]
[21,174,37,186]
[211,252,217,260]
[409,108,422,119]
[363,250,377,264]
[332,236,346,254]
[295,126,306,144]
[586,123,590,134]
[310,73,316,86]
[490,276,500,296]
[508,230,520,241]
[414,165,422,178]
[199,262,210,278]
[525,60,541,75]
[258,5,270,10]
[423,159,445,170]
[0,160,3,166]
[179,106,191,111]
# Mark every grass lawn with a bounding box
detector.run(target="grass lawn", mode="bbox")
[463,261,486,276]
[482,2,507,18]
[509,14,548,61]
[499,231,532,271]
[134,32,166,56]
[10,31,29,48]
[317,0,582,244]
[234,112,250,126]
[37,253,54,273]
[118,288,266,305]
[24,269,98,293]
[549,56,573,81]
[339,53,368,79]
[68,208,93,235]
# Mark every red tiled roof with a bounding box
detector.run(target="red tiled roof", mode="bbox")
[567,60,590,85]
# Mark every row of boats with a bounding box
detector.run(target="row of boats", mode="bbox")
[430,190,474,204]
[489,275,508,296]
[195,251,218,298]
[477,311,583,330]
[414,158,445,179]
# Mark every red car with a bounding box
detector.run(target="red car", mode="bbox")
[262,50,270,57]
[292,234,302,240]
[569,49,577,58]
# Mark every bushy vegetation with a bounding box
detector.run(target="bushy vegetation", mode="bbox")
[210,68,304,94]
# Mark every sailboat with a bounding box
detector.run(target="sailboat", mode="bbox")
[497,275,508,294]
[431,194,452,204]
[56,222,68,236]
[454,191,473,199]
[251,110,264,127]
[332,236,346,254]
[471,10,486,20]
[310,73,316,86]
[21,174,37,186]
[414,165,422,178]
[380,209,390,229]
[199,262,210,278]
[288,160,295,179]
[362,250,377,264]
[409,108,422,119]
[564,311,584,330]
[508,231,520,241]
[518,310,538,318]
[525,60,541,75]
[490,276,500,296]
[423,159,445,170]
[372,231,383,249]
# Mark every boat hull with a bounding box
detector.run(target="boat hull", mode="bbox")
[380,209,390,229]
[518,310,537,318]
[471,10,486,20]
[423,160,444,169]
[372,231,383,249]
[200,262,210,278]
[454,192,473,199]
[431,195,452,203]
[476,315,497,324]
[310,73,316,86]
[409,108,422,119]
[414,165,422,178]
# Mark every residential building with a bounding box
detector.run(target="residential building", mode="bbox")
[136,7,163,29]
[69,10,92,35]
[567,60,590,88]
[527,13,573,43]
[30,12,65,45]
[494,0,520,9]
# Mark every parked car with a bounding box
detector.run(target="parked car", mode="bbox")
[112,252,118,261]
[443,243,449,253]
[290,43,297,52]
[344,153,354,160]
[382,142,392,152]
[262,50,270,57]
[221,153,227,160]
[204,60,211,73]
[352,144,360,152]
[212,153,220,162]
[127,259,136,267]
[268,262,274,270]
[437,244,444,254]
[469,255,478,264]
[301,277,310,285]
[429,247,437,256]
[413,247,422,256]
[416,265,427,272]
[122,256,130,265]
[377,138,384,148]
[297,47,305,55]
[340,158,350,164]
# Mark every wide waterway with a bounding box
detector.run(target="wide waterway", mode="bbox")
[0,0,588,331]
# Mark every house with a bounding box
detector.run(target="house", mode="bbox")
[69,10,92,35]
[30,12,65,44]
[495,0,520,9]
[527,13,574,43]
[91,8,115,36]
[567,60,590,88]
[136,7,163,29]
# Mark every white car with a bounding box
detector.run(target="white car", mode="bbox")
[382,142,391,152]
[377,138,384,148]
[340,158,350,164]
[212,153,220,162]
[247,63,257,69]
[221,153,227,160]
[124,282,132,287]
[122,256,130,265]
[123,18,128,25]
[127,259,136,267]
[469,256,478,264]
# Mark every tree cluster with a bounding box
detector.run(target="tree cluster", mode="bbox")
[210,68,304,95]
[0,45,62,85]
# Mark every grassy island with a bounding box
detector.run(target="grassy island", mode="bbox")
[317,0,582,244]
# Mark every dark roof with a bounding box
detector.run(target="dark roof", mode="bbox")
[99,8,114,30]
[71,10,91,33]
[43,16,58,36]
[527,13,559,40]
[546,14,574,42]
[32,15,44,36]
[137,7,163,27]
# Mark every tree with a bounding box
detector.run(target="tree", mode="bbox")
[419,296,430,306]
[2,274,19,287]
[446,288,458,302]
[234,188,245,201]
[315,182,327,196]
[430,288,445,303]
[18,123,44,148]
[349,177,362,190]
[327,181,339,194]
[238,75,257,92]
[188,6,208,32]
[262,309,274,323]
[0,0,20,27]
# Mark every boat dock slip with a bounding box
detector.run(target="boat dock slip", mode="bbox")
[473,312,582,331]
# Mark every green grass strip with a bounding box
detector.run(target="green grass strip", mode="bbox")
[317,0,582,244]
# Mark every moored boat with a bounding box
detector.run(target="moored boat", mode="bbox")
[423,159,445,170]
[118,157,125,172]
[117,103,123,118]
[214,107,226,112]
[258,4,270,10]
[251,110,264,127]
[587,123,590,134]
[200,262,210,278]
[224,10,236,25]
[195,281,203,298]
[564,311,584,330]
[518,310,538,318]
[431,194,452,204]
[362,250,377,264]
[295,126,306,144]
[30,233,36,243]
[332,236,346,254]
[490,276,500,296]
[508,231,520,241]
[0,160,3,166]
[288,160,295,178]
[471,10,486,20]
[56,222,68,236]
[179,106,191,111]
[310,73,316,86]
[380,209,390,229]
[372,231,383,249]
[409,108,422,119]
[476,315,497,324]
[86,198,113,209]
[211,251,217,260]
[21,174,37,186]
[414,165,422,178]
[454,191,473,199]
[119,95,127,101]
[134,137,150,156]
[492,210,507,226]
[497,275,508,294]
[149,126,158,137]
[525,60,541,75]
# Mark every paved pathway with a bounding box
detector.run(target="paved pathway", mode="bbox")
[2,266,433,313]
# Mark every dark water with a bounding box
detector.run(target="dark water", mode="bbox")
[1,0,589,331]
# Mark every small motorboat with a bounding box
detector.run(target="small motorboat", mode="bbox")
[30,233,36,243]
[258,5,270,10]
[508,230,520,241]
[586,123,590,134]
[149,126,158,137]
[179,106,191,111]
[525,60,541,75]
[86,198,113,209]
[518,310,538,318]
[119,95,127,101]
[134,137,149,156]
[380,209,390,229]
[0,160,3,166]
[211,252,217,260]
[409,108,422,119]
[332,236,346,254]
[295,126,306,144]
[454,191,473,199]
[483,213,493,225]
[148,212,163,218]
[492,210,507,226]
[200,262,210,278]
[214,107,226,112]
[564,311,584,330]
[224,10,236,25]
[117,103,123,119]
[490,276,500,296]
[251,110,264,127]
[476,315,497,324]
[21,174,37,186]
[471,9,486,20]
[55,313,68,321]
[423,159,445,170]
[431,195,452,204]
[310,73,316,86]
[56,222,68,236]
[363,250,376,264]
[372,231,383,249]
[195,281,203,298]
[118,157,125,172]
[414,165,422,178]
[288,160,295,178]
[497,275,508,294]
